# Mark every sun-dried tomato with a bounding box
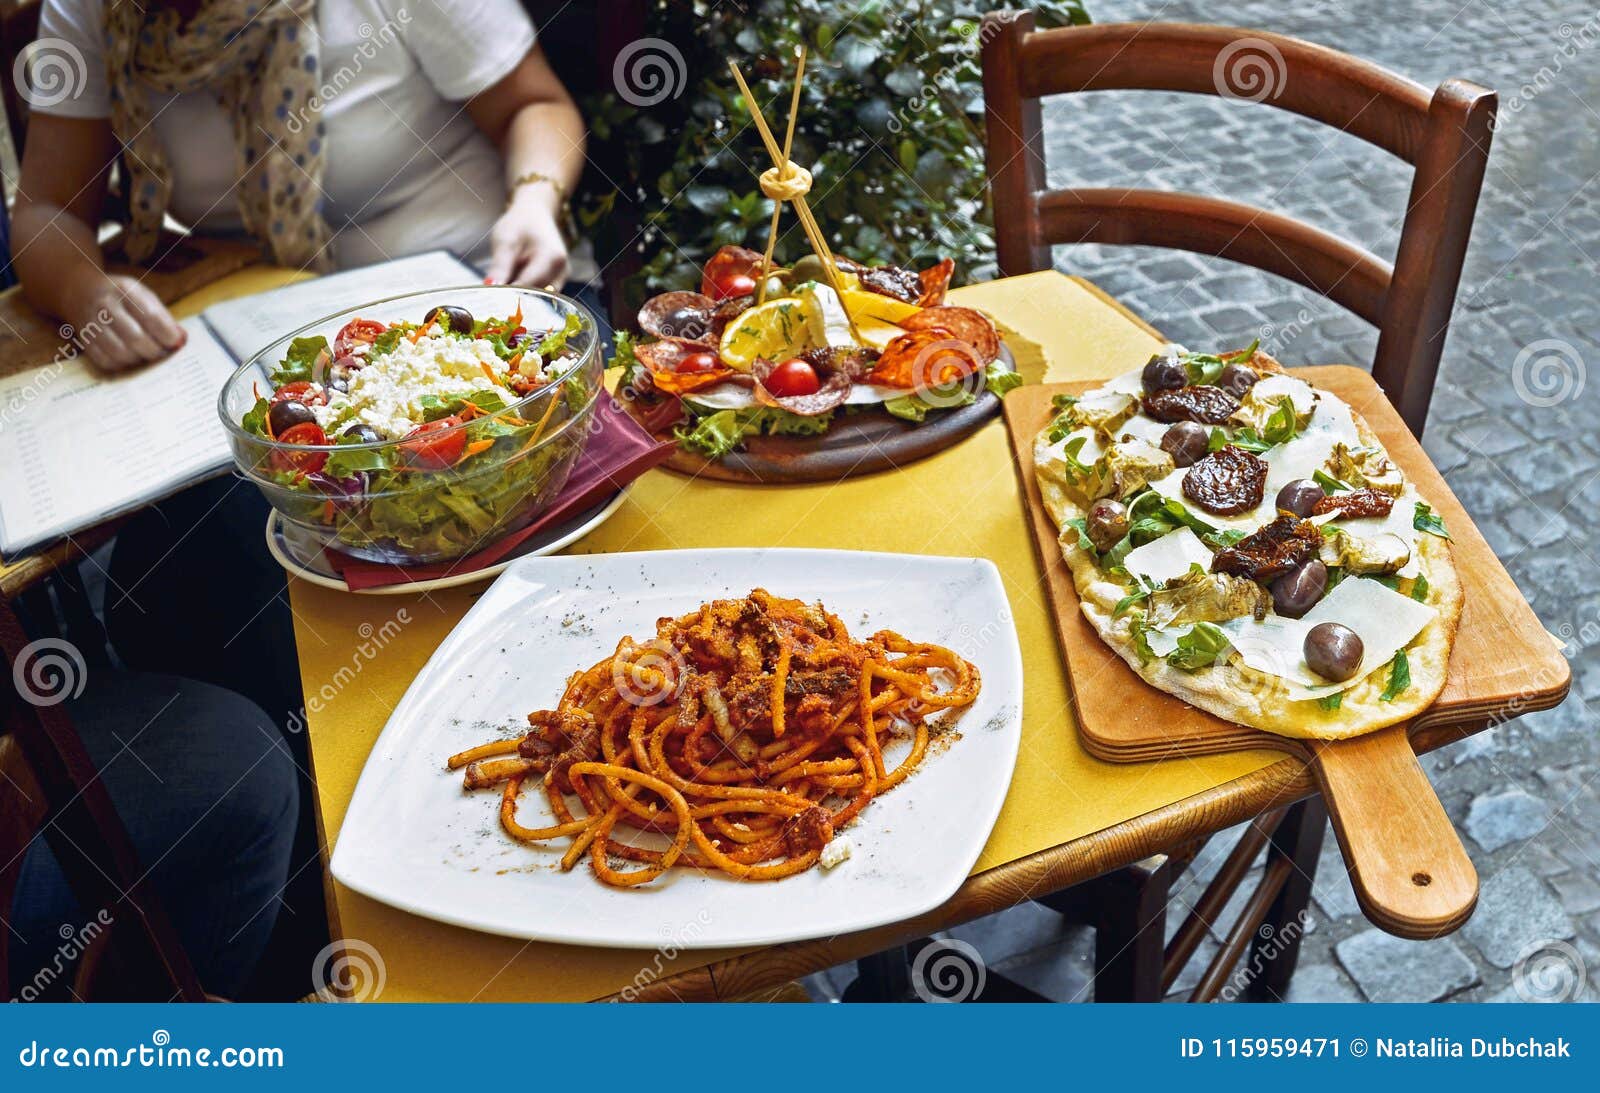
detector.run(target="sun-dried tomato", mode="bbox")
[1142,384,1241,424]
[1210,515,1323,581]
[1183,445,1268,515]
[1311,488,1395,519]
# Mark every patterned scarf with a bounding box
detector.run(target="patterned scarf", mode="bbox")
[105,0,331,270]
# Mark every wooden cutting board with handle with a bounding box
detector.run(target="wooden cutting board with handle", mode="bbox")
[1004,369,1570,938]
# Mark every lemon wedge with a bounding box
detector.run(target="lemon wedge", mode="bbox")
[717,295,813,372]
[839,288,922,326]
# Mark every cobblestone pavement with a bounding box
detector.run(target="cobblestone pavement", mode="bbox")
[810,0,1599,1003]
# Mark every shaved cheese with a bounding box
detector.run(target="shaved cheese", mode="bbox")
[1103,364,1149,396]
[1117,416,1171,446]
[1305,393,1360,445]
[1149,576,1435,700]
[1122,528,1213,587]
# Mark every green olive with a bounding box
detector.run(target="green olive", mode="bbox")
[762,273,788,299]
[790,254,829,284]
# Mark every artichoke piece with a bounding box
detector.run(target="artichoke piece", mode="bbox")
[1318,527,1411,575]
[1081,439,1175,502]
[1145,568,1271,629]
[1064,390,1139,436]
[1328,443,1405,497]
[1229,374,1315,435]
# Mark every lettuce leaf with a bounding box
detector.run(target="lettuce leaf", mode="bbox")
[269,335,329,386]
[674,406,832,460]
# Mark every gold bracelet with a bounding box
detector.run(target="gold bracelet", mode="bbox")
[510,171,576,240]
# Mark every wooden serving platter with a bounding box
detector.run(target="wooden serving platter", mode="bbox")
[632,344,1016,485]
[1004,368,1570,938]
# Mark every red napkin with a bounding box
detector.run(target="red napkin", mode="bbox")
[328,393,673,590]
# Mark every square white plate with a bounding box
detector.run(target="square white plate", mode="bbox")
[329,549,1023,949]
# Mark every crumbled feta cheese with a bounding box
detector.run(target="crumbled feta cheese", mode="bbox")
[313,334,525,440]
[819,837,853,870]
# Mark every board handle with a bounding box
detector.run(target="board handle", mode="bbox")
[1309,723,1477,939]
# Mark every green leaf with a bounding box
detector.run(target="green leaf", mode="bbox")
[1130,620,1156,664]
[1411,573,1430,602]
[1313,469,1351,493]
[984,364,1023,398]
[241,397,271,437]
[324,441,391,478]
[1049,393,1078,411]
[1261,396,1299,445]
[883,395,930,423]
[1113,586,1152,617]
[1380,649,1412,702]
[269,335,329,386]
[1318,692,1344,711]
[1063,517,1097,556]
[1060,433,1092,475]
[536,312,584,359]
[674,406,832,460]
[1413,502,1450,540]
[1166,622,1232,671]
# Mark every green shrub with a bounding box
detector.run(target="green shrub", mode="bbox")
[580,1,1088,305]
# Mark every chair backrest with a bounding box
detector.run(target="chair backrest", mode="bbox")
[980,13,1496,436]
[0,601,204,1000]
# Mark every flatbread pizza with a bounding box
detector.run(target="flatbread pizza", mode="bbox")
[1033,345,1462,739]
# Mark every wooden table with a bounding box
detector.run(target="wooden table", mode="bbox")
[271,268,1469,1002]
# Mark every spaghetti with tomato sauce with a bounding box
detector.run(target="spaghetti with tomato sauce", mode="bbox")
[447,589,981,886]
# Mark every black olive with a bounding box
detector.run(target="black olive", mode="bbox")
[1271,560,1327,619]
[1275,478,1325,517]
[424,304,474,334]
[342,424,381,444]
[1218,361,1260,396]
[1160,421,1209,467]
[1086,498,1130,553]
[1304,622,1364,682]
[267,399,316,435]
[1141,353,1187,393]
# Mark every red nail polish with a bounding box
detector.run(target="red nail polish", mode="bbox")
[483,276,497,285]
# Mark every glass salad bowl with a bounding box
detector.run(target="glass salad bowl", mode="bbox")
[218,286,603,565]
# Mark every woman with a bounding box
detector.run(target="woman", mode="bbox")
[12,0,590,371]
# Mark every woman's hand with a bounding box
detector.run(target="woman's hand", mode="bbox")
[483,193,570,289]
[64,273,187,371]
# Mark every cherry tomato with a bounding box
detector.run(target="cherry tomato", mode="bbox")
[271,380,326,406]
[677,351,721,374]
[334,318,386,356]
[400,416,467,470]
[764,358,821,397]
[710,273,757,302]
[270,422,329,475]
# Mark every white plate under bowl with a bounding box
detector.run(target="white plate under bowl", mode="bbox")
[264,488,628,595]
[329,549,1023,949]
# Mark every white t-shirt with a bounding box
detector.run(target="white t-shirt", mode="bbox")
[37,0,590,278]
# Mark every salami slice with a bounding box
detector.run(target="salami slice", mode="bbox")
[634,337,735,395]
[868,329,983,390]
[916,258,955,307]
[700,245,766,299]
[899,306,1000,365]
[752,358,852,416]
[637,291,716,342]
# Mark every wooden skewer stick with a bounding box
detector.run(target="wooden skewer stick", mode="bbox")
[728,57,862,342]
[756,47,806,307]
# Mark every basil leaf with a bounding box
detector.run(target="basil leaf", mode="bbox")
[1413,502,1450,540]
[1380,649,1412,702]
[1166,622,1232,670]
[1318,692,1344,711]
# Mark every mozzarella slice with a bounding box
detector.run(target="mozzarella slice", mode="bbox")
[1148,576,1435,700]
[1122,527,1213,587]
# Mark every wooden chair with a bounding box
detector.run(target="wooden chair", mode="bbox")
[981,13,1495,438]
[856,13,1492,1002]
[0,599,206,1000]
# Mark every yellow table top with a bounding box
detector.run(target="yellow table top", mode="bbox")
[213,267,1284,1002]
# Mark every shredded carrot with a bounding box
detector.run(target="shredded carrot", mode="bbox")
[460,439,494,460]
[506,350,525,372]
[509,302,523,328]
[480,361,501,384]
[410,315,438,343]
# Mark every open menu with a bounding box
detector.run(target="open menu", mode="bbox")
[0,250,476,559]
